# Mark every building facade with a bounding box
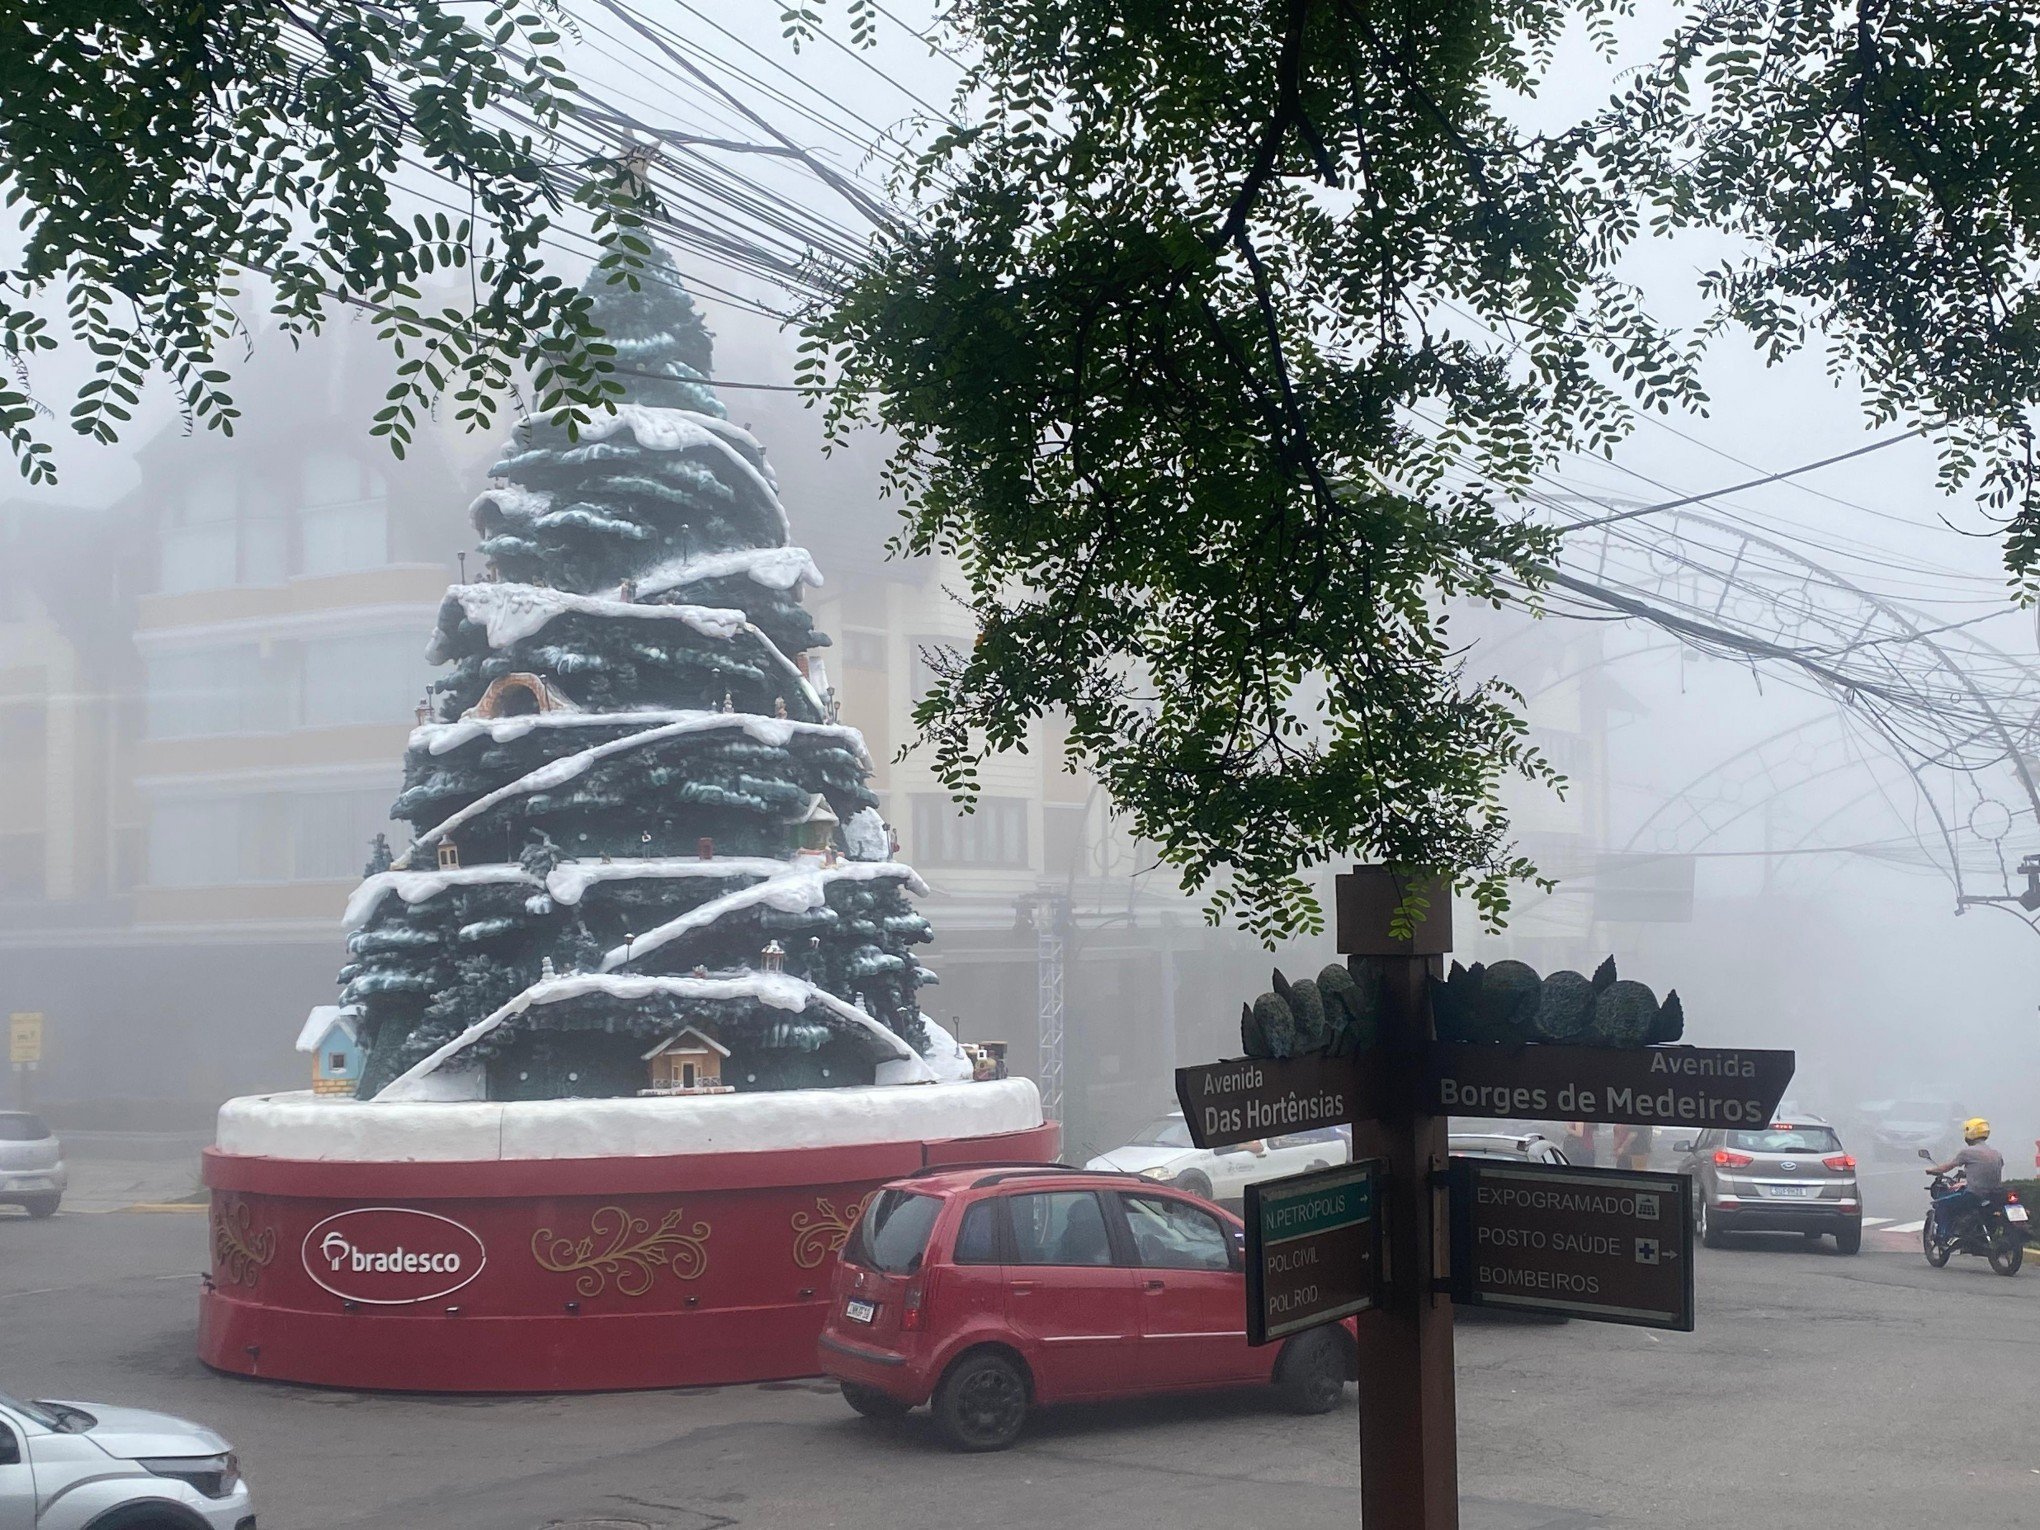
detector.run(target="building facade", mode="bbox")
[2,328,1286,1158]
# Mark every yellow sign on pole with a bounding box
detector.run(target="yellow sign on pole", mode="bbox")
[9,1012,42,1065]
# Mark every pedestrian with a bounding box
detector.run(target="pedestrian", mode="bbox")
[1563,1121,1596,1166]
[1612,1122,1652,1171]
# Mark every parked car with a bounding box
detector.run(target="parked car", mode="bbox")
[1084,1114,1349,1201]
[1672,1116,1862,1254]
[0,1390,256,1528]
[0,1112,64,1218]
[1448,1131,1571,1167]
[1860,1099,1962,1161]
[817,1165,1356,1450]
[1446,1132,1573,1323]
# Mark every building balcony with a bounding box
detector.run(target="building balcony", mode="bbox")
[137,563,451,635]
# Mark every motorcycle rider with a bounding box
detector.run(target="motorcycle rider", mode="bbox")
[1926,1118,2004,1239]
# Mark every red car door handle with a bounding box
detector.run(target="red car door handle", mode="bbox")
[1144,1279,1166,1292]
[1011,1282,1036,1295]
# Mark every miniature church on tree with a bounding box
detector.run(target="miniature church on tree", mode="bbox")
[335,245,945,1102]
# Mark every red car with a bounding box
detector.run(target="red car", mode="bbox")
[817,1165,1356,1450]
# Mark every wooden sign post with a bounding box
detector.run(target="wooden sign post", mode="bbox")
[1337,867,1459,1530]
[1173,866,1794,1530]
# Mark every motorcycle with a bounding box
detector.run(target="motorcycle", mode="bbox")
[1917,1149,2027,1276]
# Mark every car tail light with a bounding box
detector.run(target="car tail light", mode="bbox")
[1713,1149,1754,1168]
[1822,1154,1856,1171]
[2009,1191,2023,1205]
[900,1281,926,1332]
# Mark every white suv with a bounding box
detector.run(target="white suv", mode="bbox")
[1085,1113,1350,1200]
[0,1392,256,1528]
[0,1113,64,1218]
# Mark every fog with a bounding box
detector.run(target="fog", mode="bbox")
[3,4,2035,1178]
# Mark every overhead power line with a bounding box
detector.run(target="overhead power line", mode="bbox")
[1562,426,1936,531]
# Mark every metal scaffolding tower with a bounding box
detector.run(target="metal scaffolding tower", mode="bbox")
[1020,891,1070,1122]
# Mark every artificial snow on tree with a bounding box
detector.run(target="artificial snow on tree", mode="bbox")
[339,246,939,1102]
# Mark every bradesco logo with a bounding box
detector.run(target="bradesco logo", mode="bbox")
[301,1207,487,1305]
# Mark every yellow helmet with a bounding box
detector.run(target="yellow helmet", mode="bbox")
[1963,1117,1991,1143]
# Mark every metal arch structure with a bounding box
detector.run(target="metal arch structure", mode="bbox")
[1538,502,2040,911]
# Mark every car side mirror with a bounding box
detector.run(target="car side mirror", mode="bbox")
[1229,1229,1245,1270]
[0,1427,19,1467]
[1672,1141,1694,1154]
[1918,1148,1934,1161]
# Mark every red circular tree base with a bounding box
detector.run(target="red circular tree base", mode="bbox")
[199,1119,1058,1392]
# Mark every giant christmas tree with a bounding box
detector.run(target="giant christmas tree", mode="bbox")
[340,248,941,1102]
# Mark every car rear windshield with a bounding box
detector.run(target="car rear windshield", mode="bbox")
[1727,1126,1842,1154]
[0,1114,49,1142]
[1892,1102,1950,1120]
[844,1190,943,1274]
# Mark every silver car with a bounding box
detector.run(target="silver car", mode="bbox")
[1448,1130,1571,1166]
[0,1113,64,1218]
[0,1391,256,1528]
[1673,1116,1863,1254]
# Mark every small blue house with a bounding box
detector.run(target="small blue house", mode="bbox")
[297,1005,363,1096]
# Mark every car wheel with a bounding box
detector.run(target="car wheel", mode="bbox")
[1174,1171,1212,1200]
[79,1508,193,1529]
[23,1195,58,1220]
[1698,1198,1726,1250]
[840,1381,911,1420]
[1833,1223,1861,1256]
[1275,1327,1348,1415]
[932,1350,1030,1452]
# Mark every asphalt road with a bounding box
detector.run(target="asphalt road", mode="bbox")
[3,1190,2033,1530]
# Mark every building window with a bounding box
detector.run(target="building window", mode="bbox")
[157,468,299,590]
[144,645,297,738]
[301,633,425,728]
[329,1052,349,1072]
[145,647,261,738]
[910,795,1028,868]
[290,790,401,880]
[242,510,289,586]
[1043,803,1089,879]
[157,470,239,594]
[0,832,44,900]
[146,798,244,886]
[842,629,887,670]
[909,636,961,704]
[149,789,399,886]
[299,451,391,577]
[300,501,389,577]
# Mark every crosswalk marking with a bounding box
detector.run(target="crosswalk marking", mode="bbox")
[1886,1219,1926,1234]
[1861,1217,1894,1228]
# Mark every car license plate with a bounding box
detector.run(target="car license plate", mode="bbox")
[1763,1184,1816,1198]
[2008,1204,2029,1224]
[845,1299,877,1324]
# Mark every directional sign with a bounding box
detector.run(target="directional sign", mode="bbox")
[1244,1159,1384,1345]
[8,1013,42,1066]
[1447,1159,1693,1331]
[1175,1051,1384,1150]
[1425,1041,1794,1130]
